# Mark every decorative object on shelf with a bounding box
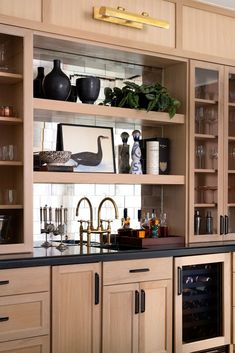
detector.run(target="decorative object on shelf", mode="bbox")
[33,66,45,98]
[0,215,10,243]
[0,43,8,72]
[40,204,68,251]
[194,210,201,235]
[42,59,71,101]
[140,137,169,174]
[76,76,100,104]
[56,123,116,173]
[39,150,72,165]
[118,131,130,174]
[67,85,77,102]
[101,81,180,118]
[146,140,159,175]
[130,129,142,174]
[93,6,169,30]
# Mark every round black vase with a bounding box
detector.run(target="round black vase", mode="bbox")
[76,77,100,104]
[43,59,71,101]
[33,67,45,98]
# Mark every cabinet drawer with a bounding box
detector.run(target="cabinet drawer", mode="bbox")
[0,292,49,342]
[0,336,49,353]
[103,257,172,285]
[44,0,175,49]
[0,267,50,296]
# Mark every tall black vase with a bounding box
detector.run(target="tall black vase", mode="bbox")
[33,67,45,98]
[43,59,71,101]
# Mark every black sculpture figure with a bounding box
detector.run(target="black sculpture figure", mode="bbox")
[71,135,108,166]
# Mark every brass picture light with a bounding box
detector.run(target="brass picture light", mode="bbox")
[93,6,170,30]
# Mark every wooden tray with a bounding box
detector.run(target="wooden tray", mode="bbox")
[117,235,185,248]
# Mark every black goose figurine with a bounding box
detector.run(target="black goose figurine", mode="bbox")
[72,135,108,166]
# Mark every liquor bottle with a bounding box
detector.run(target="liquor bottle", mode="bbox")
[142,212,150,238]
[121,208,131,229]
[150,209,160,238]
[194,210,201,235]
[206,211,213,234]
[159,212,169,237]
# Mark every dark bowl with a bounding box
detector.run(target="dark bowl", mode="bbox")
[76,77,100,104]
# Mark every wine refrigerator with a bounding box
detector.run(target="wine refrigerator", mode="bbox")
[174,253,231,353]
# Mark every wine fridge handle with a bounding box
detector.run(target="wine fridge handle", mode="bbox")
[225,215,229,234]
[177,267,182,295]
[135,290,139,314]
[220,215,224,235]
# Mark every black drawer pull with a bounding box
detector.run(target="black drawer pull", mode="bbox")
[129,268,150,273]
[94,273,100,305]
[0,316,9,322]
[140,289,145,313]
[135,290,139,314]
[0,280,9,285]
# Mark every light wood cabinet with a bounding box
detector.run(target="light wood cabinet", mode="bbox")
[174,253,231,353]
[189,60,235,243]
[52,263,101,353]
[0,24,33,253]
[102,258,173,353]
[0,0,42,22]
[0,266,50,351]
[43,0,175,50]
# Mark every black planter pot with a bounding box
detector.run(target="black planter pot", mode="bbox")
[33,67,45,98]
[43,59,71,101]
[76,77,100,104]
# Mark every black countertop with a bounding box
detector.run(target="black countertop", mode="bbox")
[1,240,235,269]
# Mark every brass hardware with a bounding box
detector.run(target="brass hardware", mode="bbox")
[76,197,119,246]
[93,6,169,30]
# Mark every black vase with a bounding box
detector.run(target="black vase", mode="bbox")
[43,59,71,101]
[76,77,100,104]
[67,85,77,102]
[33,67,45,98]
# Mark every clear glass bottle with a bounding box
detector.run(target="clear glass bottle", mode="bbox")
[159,212,168,237]
[206,211,213,234]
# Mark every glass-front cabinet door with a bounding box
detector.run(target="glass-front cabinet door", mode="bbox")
[189,61,224,243]
[224,67,235,239]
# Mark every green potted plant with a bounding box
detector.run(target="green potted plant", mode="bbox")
[101,81,181,118]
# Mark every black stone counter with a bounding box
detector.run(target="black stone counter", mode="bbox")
[0,240,235,269]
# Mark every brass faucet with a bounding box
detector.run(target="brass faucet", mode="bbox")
[76,196,119,246]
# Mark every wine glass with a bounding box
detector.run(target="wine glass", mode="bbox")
[231,147,235,169]
[206,108,217,135]
[196,145,205,169]
[209,148,218,169]
[195,107,204,133]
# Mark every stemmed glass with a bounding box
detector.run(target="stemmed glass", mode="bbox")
[209,148,218,169]
[196,145,205,169]
[231,147,235,169]
[195,107,204,134]
[206,108,217,135]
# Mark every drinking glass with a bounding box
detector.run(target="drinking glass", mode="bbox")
[4,189,17,205]
[231,147,235,169]
[209,148,218,169]
[196,145,205,169]
[206,108,217,135]
[195,107,204,133]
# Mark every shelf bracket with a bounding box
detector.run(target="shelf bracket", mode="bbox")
[93,6,169,30]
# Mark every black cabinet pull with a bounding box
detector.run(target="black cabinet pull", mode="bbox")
[0,317,9,322]
[225,215,229,234]
[177,267,182,295]
[0,280,9,285]
[140,289,145,313]
[94,273,99,305]
[220,215,224,235]
[135,290,139,314]
[129,268,150,273]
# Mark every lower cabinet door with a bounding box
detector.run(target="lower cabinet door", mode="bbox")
[102,283,139,353]
[52,263,101,353]
[139,280,172,353]
[0,336,50,353]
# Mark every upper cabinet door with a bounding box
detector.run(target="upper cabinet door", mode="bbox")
[189,60,224,243]
[0,0,42,22]
[43,0,175,49]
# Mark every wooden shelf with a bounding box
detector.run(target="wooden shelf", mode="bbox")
[228,136,235,141]
[194,168,216,173]
[33,172,185,185]
[195,133,217,139]
[228,170,235,174]
[0,72,23,84]
[194,203,216,208]
[228,203,235,207]
[0,205,23,209]
[33,98,185,126]
[0,161,23,166]
[195,98,218,105]
[0,117,23,125]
